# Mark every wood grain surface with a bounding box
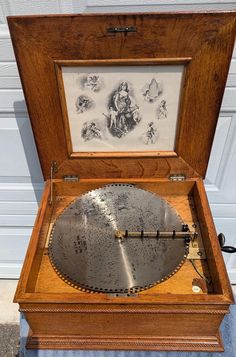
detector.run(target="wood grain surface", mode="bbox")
[14,178,233,303]
[7,12,236,179]
[9,12,236,352]
[13,178,233,351]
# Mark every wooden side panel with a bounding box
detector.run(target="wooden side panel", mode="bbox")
[13,181,52,299]
[25,310,224,351]
[193,180,234,301]
[25,311,223,337]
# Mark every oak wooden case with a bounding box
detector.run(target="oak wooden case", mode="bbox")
[8,12,236,352]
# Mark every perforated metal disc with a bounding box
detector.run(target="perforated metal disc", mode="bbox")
[49,184,188,293]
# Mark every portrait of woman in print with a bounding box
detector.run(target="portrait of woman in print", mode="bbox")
[61,65,183,152]
[107,81,141,138]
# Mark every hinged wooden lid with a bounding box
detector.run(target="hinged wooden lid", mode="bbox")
[8,12,236,180]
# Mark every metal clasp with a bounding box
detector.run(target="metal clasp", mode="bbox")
[107,26,137,35]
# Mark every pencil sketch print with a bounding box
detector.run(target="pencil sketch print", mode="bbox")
[81,121,102,141]
[145,122,158,144]
[157,100,167,120]
[76,95,94,114]
[104,81,141,138]
[61,65,184,152]
[142,78,163,103]
[80,73,103,92]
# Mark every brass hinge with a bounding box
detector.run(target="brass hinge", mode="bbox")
[169,174,186,182]
[63,175,79,182]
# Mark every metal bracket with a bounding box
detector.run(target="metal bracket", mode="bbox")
[108,292,138,297]
[169,174,186,182]
[187,247,206,260]
[49,161,58,206]
[187,223,206,260]
[63,175,79,182]
[107,26,137,35]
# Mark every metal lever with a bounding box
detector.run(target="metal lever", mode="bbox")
[115,230,197,241]
[49,161,58,206]
[218,233,236,253]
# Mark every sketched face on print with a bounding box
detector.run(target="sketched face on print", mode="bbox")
[61,65,184,153]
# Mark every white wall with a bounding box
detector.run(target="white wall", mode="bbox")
[0,0,236,281]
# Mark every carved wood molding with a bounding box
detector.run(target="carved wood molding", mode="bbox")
[27,336,222,351]
[20,307,226,314]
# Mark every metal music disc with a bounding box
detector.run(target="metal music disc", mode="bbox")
[48,184,188,293]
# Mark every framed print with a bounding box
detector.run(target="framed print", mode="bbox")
[56,60,185,157]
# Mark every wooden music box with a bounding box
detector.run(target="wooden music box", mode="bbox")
[8,12,236,352]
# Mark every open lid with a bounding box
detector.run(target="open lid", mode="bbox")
[8,12,236,180]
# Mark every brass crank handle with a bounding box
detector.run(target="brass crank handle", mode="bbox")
[218,233,236,253]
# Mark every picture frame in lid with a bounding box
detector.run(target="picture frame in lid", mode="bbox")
[8,12,236,179]
[56,59,185,156]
